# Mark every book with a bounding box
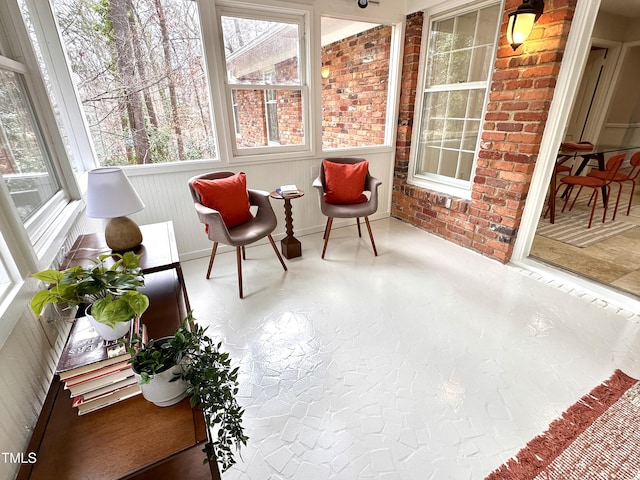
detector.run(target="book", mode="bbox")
[64,359,132,388]
[276,184,300,197]
[71,376,139,408]
[76,383,141,416]
[67,366,135,397]
[57,315,139,380]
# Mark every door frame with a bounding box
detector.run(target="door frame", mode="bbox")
[510,0,640,314]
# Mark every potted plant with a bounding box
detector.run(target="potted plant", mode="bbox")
[129,313,248,472]
[30,251,150,340]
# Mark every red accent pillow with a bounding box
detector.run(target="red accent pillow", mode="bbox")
[323,160,369,204]
[192,173,253,228]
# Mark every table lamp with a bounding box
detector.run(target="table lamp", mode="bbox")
[86,167,145,251]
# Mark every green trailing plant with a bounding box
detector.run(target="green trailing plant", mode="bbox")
[30,251,149,328]
[129,313,248,472]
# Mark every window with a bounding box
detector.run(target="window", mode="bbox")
[0,13,71,248]
[0,65,61,222]
[50,0,216,166]
[321,17,394,150]
[219,8,307,154]
[410,2,500,191]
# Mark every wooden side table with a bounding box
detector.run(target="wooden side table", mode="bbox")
[18,224,220,480]
[270,190,304,259]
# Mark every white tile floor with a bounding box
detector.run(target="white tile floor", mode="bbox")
[181,217,640,480]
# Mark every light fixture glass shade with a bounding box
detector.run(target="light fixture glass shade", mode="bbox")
[86,167,144,219]
[507,12,536,50]
[321,66,330,79]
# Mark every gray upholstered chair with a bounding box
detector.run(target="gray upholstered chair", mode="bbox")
[188,171,287,298]
[312,157,382,259]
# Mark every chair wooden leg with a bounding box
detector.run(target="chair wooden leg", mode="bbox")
[321,218,333,259]
[364,216,378,256]
[323,218,330,239]
[236,246,243,299]
[206,242,218,279]
[267,235,287,271]
[242,245,246,260]
[356,217,362,237]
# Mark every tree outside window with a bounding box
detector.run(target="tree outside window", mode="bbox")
[51,0,216,166]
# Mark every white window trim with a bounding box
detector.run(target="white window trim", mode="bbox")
[407,0,501,200]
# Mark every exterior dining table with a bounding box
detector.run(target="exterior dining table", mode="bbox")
[549,144,640,224]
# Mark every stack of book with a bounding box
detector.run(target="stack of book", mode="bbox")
[276,184,300,198]
[56,316,143,415]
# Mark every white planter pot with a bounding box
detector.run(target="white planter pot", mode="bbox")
[86,311,132,341]
[134,362,188,407]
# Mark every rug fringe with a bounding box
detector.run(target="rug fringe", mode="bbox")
[484,369,637,480]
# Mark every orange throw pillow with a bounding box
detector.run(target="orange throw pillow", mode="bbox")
[323,160,368,204]
[192,173,253,228]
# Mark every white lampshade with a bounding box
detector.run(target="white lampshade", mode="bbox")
[86,167,144,219]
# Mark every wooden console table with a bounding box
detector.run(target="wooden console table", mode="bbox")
[18,222,220,480]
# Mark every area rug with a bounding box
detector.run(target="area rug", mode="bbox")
[485,370,640,480]
[536,212,636,248]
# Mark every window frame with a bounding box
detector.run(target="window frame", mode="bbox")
[216,4,311,159]
[408,0,501,199]
[0,0,85,348]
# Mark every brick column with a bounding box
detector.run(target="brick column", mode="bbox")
[392,0,577,263]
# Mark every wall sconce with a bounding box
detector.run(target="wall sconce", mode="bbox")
[507,0,545,51]
[321,65,330,79]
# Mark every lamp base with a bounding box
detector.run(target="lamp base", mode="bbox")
[105,217,143,252]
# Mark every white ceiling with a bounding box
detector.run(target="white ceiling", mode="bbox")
[600,0,640,18]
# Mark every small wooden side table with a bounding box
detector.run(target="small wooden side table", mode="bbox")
[270,189,304,259]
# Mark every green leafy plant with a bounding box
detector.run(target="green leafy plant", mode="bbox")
[30,251,149,328]
[129,313,248,472]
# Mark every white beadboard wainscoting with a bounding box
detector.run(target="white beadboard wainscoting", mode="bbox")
[126,153,394,261]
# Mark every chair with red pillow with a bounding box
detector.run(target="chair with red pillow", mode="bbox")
[188,171,287,298]
[312,157,382,259]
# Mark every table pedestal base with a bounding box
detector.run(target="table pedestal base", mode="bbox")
[281,236,301,259]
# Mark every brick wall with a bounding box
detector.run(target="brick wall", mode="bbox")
[321,25,392,149]
[391,1,577,263]
[235,58,302,147]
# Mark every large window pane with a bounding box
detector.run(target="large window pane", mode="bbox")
[52,0,215,165]
[412,3,500,186]
[0,69,60,221]
[233,88,303,147]
[221,16,300,85]
[321,18,392,149]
